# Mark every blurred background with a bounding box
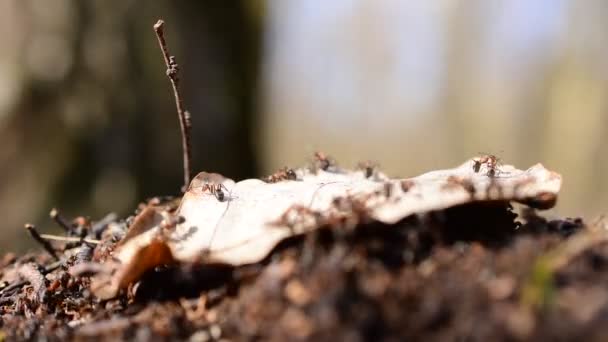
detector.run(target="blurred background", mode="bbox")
[1,0,607,251]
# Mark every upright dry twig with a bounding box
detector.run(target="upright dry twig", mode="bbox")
[24,223,59,261]
[49,208,72,233]
[153,19,192,192]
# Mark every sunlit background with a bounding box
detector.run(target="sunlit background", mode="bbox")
[1,0,607,251]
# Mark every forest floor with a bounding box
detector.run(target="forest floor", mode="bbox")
[3,197,608,341]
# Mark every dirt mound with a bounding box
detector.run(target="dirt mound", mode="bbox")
[5,199,606,341]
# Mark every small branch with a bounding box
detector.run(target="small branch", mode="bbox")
[0,281,25,297]
[49,208,72,233]
[0,261,63,297]
[153,19,192,192]
[24,224,59,261]
[91,212,118,239]
[39,234,101,245]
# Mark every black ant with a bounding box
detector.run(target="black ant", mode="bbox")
[356,161,377,178]
[265,167,297,183]
[314,151,333,171]
[188,172,230,202]
[286,169,297,180]
[200,182,229,201]
[472,154,500,177]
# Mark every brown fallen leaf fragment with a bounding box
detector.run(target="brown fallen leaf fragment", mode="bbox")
[118,205,168,247]
[91,158,562,299]
[91,238,175,300]
[91,204,178,299]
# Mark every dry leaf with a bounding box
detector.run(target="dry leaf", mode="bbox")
[91,205,175,299]
[171,159,560,265]
[92,157,562,298]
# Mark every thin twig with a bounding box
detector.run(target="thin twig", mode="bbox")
[0,281,25,297]
[24,224,59,261]
[153,19,192,192]
[49,208,73,233]
[39,234,101,245]
[91,212,118,239]
[0,260,63,297]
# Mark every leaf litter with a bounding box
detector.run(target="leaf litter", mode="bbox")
[90,157,561,299]
[7,155,608,340]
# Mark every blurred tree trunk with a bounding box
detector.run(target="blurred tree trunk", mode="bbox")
[0,1,262,251]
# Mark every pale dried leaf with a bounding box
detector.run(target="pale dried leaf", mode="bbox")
[172,159,561,265]
[92,158,562,298]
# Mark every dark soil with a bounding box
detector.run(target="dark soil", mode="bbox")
[3,201,606,341]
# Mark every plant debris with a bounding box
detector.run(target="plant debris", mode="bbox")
[3,184,607,340]
[87,157,561,299]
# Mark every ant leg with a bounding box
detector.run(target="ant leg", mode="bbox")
[198,183,210,194]
[213,184,231,202]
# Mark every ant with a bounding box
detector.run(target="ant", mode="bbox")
[356,161,377,178]
[199,182,229,201]
[472,154,500,177]
[188,172,230,202]
[314,151,333,171]
[265,167,297,183]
